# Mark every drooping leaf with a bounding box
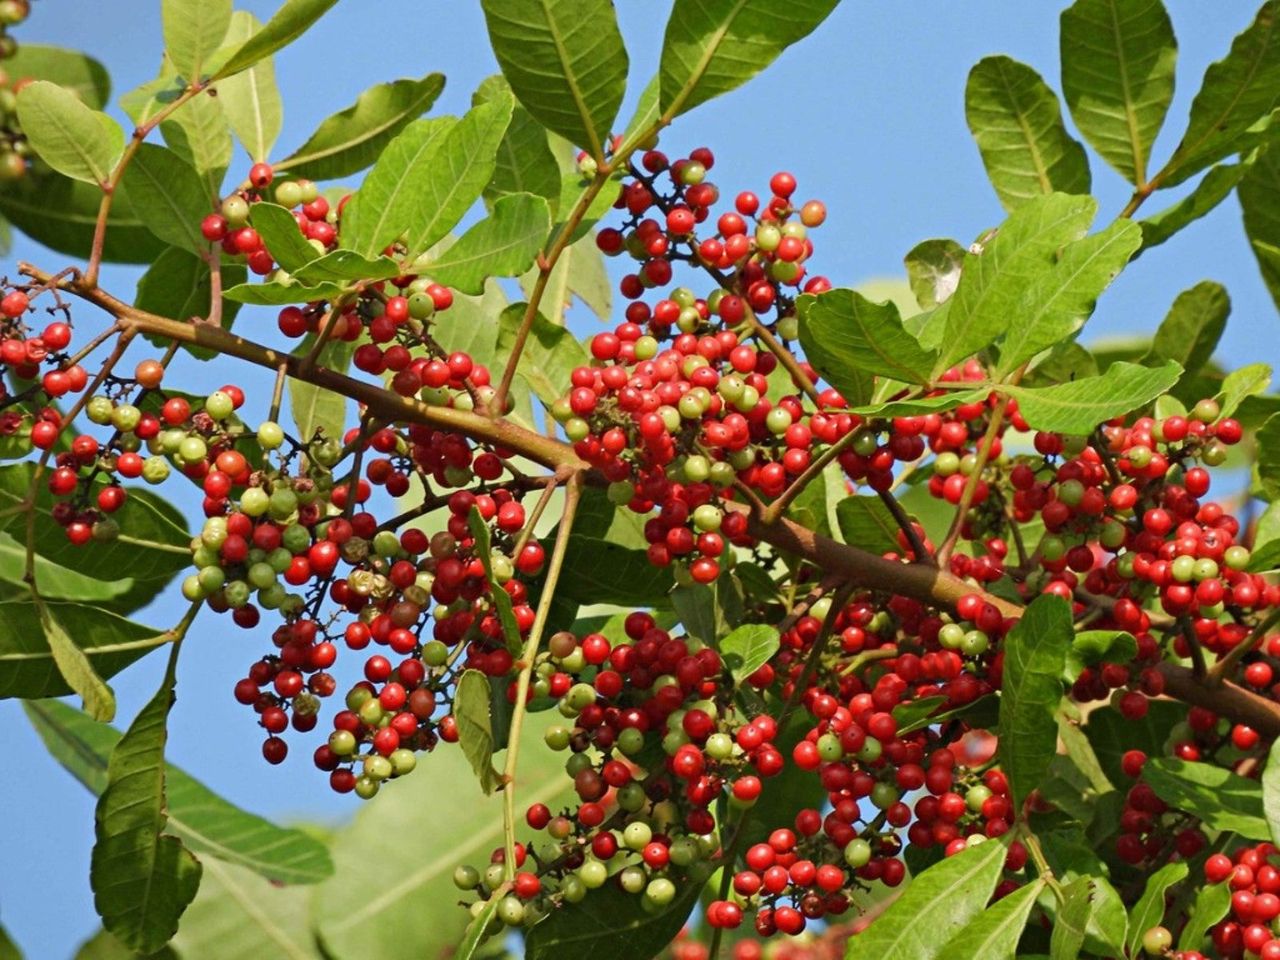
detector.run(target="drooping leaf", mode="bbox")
[845,840,1007,959]
[212,0,338,80]
[1178,880,1233,952]
[454,669,502,795]
[124,143,210,254]
[313,716,576,960]
[999,594,1073,813]
[1145,280,1230,379]
[467,508,523,656]
[249,201,319,273]
[1083,700,1183,787]
[1140,162,1246,250]
[1160,1,1280,186]
[5,43,110,107]
[480,0,627,161]
[720,624,780,684]
[797,288,937,395]
[162,0,231,81]
[835,495,902,555]
[997,218,1141,377]
[291,250,399,285]
[659,0,840,121]
[216,11,284,163]
[222,278,346,305]
[277,73,446,180]
[425,192,550,294]
[90,648,201,953]
[933,193,1098,373]
[495,302,591,406]
[136,247,245,359]
[0,533,133,607]
[1143,756,1271,839]
[26,699,333,885]
[287,334,354,442]
[525,877,702,960]
[474,75,562,210]
[1241,144,1280,312]
[27,595,117,721]
[905,238,966,310]
[401,95,514,258]
[852,389,990,419]
[1059,0,1178,185]
[556,535,673,606]
[670,571,743,648]
[0,172,166,263]
[1050,878,1097,960]
[965,56,1090,211]
[941,878,1045,960]
[1066,629,1136,682]
[160,90,231,200]
[1000,359,1182,435]
[1126,862,1188,956]
[16,80,123,184]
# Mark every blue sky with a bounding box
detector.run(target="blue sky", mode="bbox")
[2,2,1276,956]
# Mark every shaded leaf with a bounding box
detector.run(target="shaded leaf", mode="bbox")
[1146,280,1230,379]
[467,508,523,656]
[0,532,134,607]
[124,143,209,254]
[999,594,1073,812]
[1218,361,1273,418]
[1143,756,1270,838]
[1241,143,1280,312]
[161,89,231,200]
[1127,862,1188,956]
[136,247,245,359]
[905,238,965,310]
[6,43,110,107]
[291,250,399,285]
[1140,162,1246,250]
[29,595,117,721]
[1083,700,1183,788]
[1060,0,1177,185]
[525,877,701,960]
[480,0,627,161]
[426,192,550,294]
[1066,629,1136,682]
[223,278,345,305]
[1000,359,1182,435]
[659,0,840,121]
[455,669,501,794]
[278,73,446,180]
[474,75,562,210]
[287,334,353,442]
[835,495,901,555]
[965,56,1090,211]
[495,302,591,406]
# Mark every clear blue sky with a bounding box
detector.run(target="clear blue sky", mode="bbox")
[2,2,1274,956]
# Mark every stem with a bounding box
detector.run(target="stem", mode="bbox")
[762,427,858,524]
[1180,616,1209,680]
[1021,828,1065,902]
[205,249,224,330]
[502,471,584,878]
[1117,180,1158,221]
[878,487,931,563]
[779,582,853,729]
[268,361,289,423]
[510,472,564,562]
[1208,606,1280,685]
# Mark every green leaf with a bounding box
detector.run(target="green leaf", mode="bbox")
[525,877,701,960]
[1241,144,1280,312]
[160,90,231,199]
[1066,629,1136,682]
[835,495,901,554]
[1142,756,1271,838]
[401,96,515,258]
[212,0,338,80]
[5,43,110,107]
[1218,361,1272,418]
[16,80,123,184]
[797,288,937,396]
[905,238,966,310]
[1178,879,1233,952]
[278,73,446,180]
[425,192,550,294]
[1160,1,1280,186]
[557,535,673,606]
[454,896,501,960]
[475,75,562,210]
[852,389,990,419]
[480,0,627,161]
[291,249,399,285]
[313,717,576,960]
[1145,280,1230,379]
[941,878,1045,960]
[136,247,245,359]
[29,595,117,721]
[0,172,166,263]
[1059,0,1177,185]
[520,230,612,323]
[999,594,1073,813]
[1140,162,1246,250]
[0,463,190,610]
[1253,413,1280,500]
[222,278,346,305]
[27,699,332,885]
[467,508,523,656]
[1049,878,1094,959]
[1000,359,1182,435]
[495,302,591,405]
[217,11,284,163]
[162,0,231,81]
[891,695,949,734]
[72,929,174,960]
[658,0,840,121]
[934,193,1098,374]
[720,624,779,683]
[249,202,319,273]
[0,533,134,606]
[90,648,201,953]
[965,56,1090,211]
[994,217,1142,377]
[670,571,743,648]
[1083,700,1183,787]
[124,143,210,254]
[1126,861,1188,956]
[845,840,1007,959]
[287,334,353,441]
[454,669,502,794]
